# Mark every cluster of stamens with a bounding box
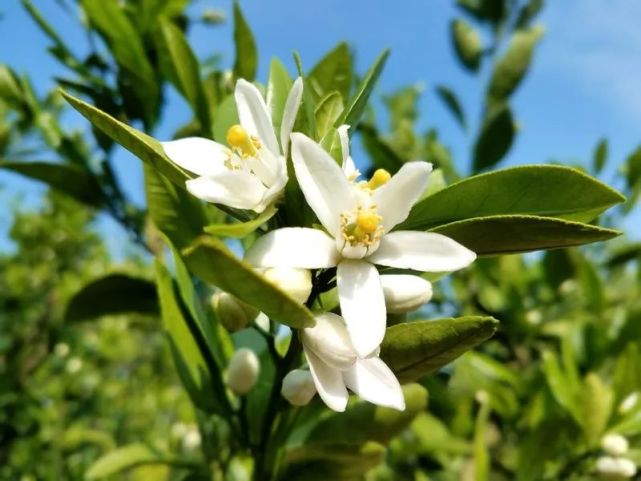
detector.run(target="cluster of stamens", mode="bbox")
[340,204,384,247]
[225,124,261,163]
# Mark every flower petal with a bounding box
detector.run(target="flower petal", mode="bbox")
[291,133,355,237]
[304,347,348,412]
[185,173,266,210]
[280,77,303,158]
[337,124,359,179]
[380,274,433,313]
[235,79,280,155]
[301,312,357,370]
[337,260,386,358]
[368,231,476,272]
[162,137,229,177]
[343,357,405,411]
[372,161,432,232]
[244,227,339,268]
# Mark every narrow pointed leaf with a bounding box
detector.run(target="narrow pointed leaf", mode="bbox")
[593,138,608,174]
[436,85,466,130]
[473,104,515,171]
[267,58,294,134]
[204,205,277,238]
[315,91,344,139]
[232,1,257,81]
[86,444,172,479]
[308,42,352,101]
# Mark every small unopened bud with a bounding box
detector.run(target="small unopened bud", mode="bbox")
[65,357,83,374]
[380,275,432,313]
[211,292,258,332]
[54,342,70,357]
[201,8,225,25]
[595,456,637,479]
[281,369,317,406]
[227,348,260,395]
[182,427,202,450]
[619,392,639,414]
[601,434,629,456]
[263,267,312,304]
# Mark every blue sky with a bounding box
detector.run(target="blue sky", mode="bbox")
[1,0,640,254]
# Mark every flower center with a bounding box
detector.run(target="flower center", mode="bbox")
[226,124,260,157]
[341,205,383,247]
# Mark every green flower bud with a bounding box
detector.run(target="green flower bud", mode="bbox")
[211,292,258,332]
[227,348,260,395]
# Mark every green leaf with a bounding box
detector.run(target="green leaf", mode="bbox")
[80,0,158,125]
[360,124,405,172]
[436,85,466,130]
[400,164,626,230]
[451,19,483,72]
[86,444,177,479]
[204,205,277,238]
[473,104,515,171]
[144,165,208,250]
[335,49,389,128]
[182,236,315,328]
[65,274,158,322]
[0,65,23,108]
[515,0,544,28]
[0,161,104,207]
[212,94,240,144]
[232,1,257,81]
[306,384,428,445]
[266,58,294,137]
[487,26,544,106]
[432,215,621,256]
[315,91,344,139]
[62,91,189,187]
[593,138,608,174]
[541,350,581,424]
[579,373,613,445]
[380,317,499,383]
[158,20,211,132]
[456,0,506,24]
[308,42,352,102]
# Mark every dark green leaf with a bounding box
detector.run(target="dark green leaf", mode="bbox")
[380,317,499,383]
[515,0,544,28]
[182,236,315,328]
[204,205,277,238]
[473,104,515,171]
[308,43,352,102]
[360,123,404,172]
[400,165,626,230]
[0,161,104,207]
[65,274,157,322]
[431,215,621,256]
[436,85,466,130]
[457,0,507,24]
[451,19,482,72]
[593,138,608,174]
[232,1,257,81]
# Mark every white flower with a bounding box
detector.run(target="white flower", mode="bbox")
[246,133,476,357]
[281,369,317,406]
[601,434,629,456]
[227,348,260,395]
[596,456,637,479]
[162,78,303,213]
[300,312,405,412]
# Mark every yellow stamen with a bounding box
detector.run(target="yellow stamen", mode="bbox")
[356,211,380,234]
[226,124,257,156]
[367,169,391,189]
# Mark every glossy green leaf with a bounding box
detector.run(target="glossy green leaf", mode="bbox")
[266,58,294,136]
[212,94,240,144]
[86,444,179,479]
[436,85,466,130]
[232,1,257,81]
[401,165,626,230]
[473,104,515,171]
[158,20,211,131]
[593,138,608,174]
[335,49,389,128]
[204,205,277,238]
[451,19,482,72]
[144,164,208,250]
[433,214,620,255]
[306,384,427,445]
[182,236,315,328]
[65,274,158,322]
[315,91,344,139]
[487,26,544,106]
[308,42,352,102]
[0,161,104,207]
[62,91,189,187]
[380,317,499,383]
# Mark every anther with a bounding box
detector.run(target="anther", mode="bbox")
[367,169,391,189]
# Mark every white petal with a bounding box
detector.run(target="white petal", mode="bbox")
[301,312,357,370]
[337,260,386,358]
[235,79,280,155]
[372,161,432,232]
[280,77,304,158]
[343,357,405,411]
[304,347,348,412]
[255,163,288,212]
[244,227,339,268]
[185,173,265,210]
[380,274,433,313]
[162,137,229,177]
[290,133,355,237]
[246,148,281,186]
[368,231,476,272]
[337,124,358,179]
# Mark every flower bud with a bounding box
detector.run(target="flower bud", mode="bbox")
[301,313,356,370]
[601,434,629,456]
[263,267,312,304]
[227,348,260,395]
[281,369,317,406]
[619,392,639,414]
[201,8,225,25]
[380,275,432,314]
[595,456,637,479]
[211,292,258,332]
